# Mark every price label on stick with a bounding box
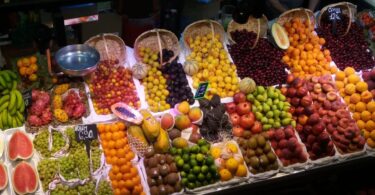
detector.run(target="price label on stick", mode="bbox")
[22,89,32,108]
[194,82,209,99]
[75,124,98,158]
[328,7,342,35]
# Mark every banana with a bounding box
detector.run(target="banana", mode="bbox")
[0,94,9,105]
[1,89,9,95]
[19,100,25,113]
[0,75,6,88]
[0,102,9,113]
[2,110,8,127]
[0,114,3,129]
[16,111,24,123]
[9,105,16,116]
[8,90,16,111]
[3,70,17,80]
[14,90,23,110]
[0,71,11,82]
[15,117,22,127]
[11,80,17,90]
[11,117,17,128]
[6,82,12,89]
[7,113,12,128]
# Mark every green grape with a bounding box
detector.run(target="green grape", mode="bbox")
[58,155,77,180]
[38,158,58,190]
[66,127,84,153]
[72,148,90,179]
[78,181,96,195]
[91,147,102,172]
[51,131,66,154]
[97,180,113,195]
[33,129,50,157]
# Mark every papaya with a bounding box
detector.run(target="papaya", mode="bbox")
[172,137,188,149]
[154,128,170,153]
[271,23,290,50]
[142,115,160,143]
[139,109,152,118]
[127,126,148,145]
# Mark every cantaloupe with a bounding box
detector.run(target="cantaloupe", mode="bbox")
[239,77,256,94]
[271,23,290,50]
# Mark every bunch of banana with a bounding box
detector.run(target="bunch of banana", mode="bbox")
[0,70,25,130]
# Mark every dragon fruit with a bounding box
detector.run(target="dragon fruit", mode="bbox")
[28,90,52,126]
[27,115,42,126]
[61,90,86,120]
[72,104,86,119]
[31,90,40,101]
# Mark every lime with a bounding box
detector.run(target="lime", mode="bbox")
[182,147,190,154]
[203,181,209,186]
[183,164,191,172]
[180,171,187,177]
[196,153,205,162]
[197,139,207,146]
[206,172,212,180]
[205,156,214,165]
[210,164,217,173]
[197,173,205,181]
[176,148,182,155]
[182,154,190,162]
[201,165,209,173]
[195,181,202,187]
[181,178,188,186]
[193,166,201,174]
[174,156,182,163]
[191,145,200,153]
[200,145,209,154]
[170,147,177,155]
[190,154,196,160]
[190,159,198,167]
[187,182,195,189]
[187,174,196,182]
[177,159,184,168]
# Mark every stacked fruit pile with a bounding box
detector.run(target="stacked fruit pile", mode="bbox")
[27,90,52,129]
[236,133,279,174]
[284,76,335,160]
[305,75,365,153]
[362,69,375,98]
[0,70,25,130]
[97,122,144,194]
[185,33,239,98]
[52,84,86,123]
[268,126,308,166]
[139,47,171,112]
[170,139,219,189]
[334,68,375,148]
[143,148,182,195]
[282,18,336,77]
[210,141,248,181]
[16,55,38,82]
[228,30,288,86]
[317,16,375,71]
[33,129,66,158]
[89,60,140,115]
[247,86,294,131]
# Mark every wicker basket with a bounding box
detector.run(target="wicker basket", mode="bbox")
[317,2,357,36]
[133,29,179,65]
[85,33,126,66]
[276,8,315,29]
[227,15,268,48]
[182,19,226,51]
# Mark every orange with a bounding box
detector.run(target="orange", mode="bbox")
[19,67,27,76]
[344,67,355,76]
[367,102,375,112]
[124,179,135,189]
[112,132,121,140]
[117,122,126,131]
[120,163,131,173]
[344,84,356,95]
[97,124,106,133]
[117,148,126,158]
[361,111,372,122]
[101,141,109,149]
[30,64,38,72]
[335,81,344,89]
[126,151,135,161]
[335,71,345,81]
[357,120,365,130]
[355,102,367,112]
[350,93,361,104]
[372,112,375,121]
[30,56,37,64]
[219,169,233,181]
[115,139,125,149]
[105,132,113,141]
[318,38,326,45]
[235,164,248,177]
[112,156,119,165]
[367,138,375,148]
[109,149,117,157]
[22,58,30,66]
[108,140,116,149]
[365,120,375,131]
[356,82,368,93]
[120,188,131,195]
[323,49,330,56]
[115,172,123,180]
[118,158,127,166]
[117,131,126,138]
[109,171,116,180]
[112,180,120,188]
[104,124,111,132]
[352,112,361,121]
[132,175,141,185]
[124,173,132,180]
[17,59,23,67]
[111,124,119,132]
[114,188,121,195]
[133,184,143,194]
[118,180,126,188]
[112,165,120,174]
[107,156,115,164]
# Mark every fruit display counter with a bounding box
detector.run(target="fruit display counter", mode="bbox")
[1,2,375,195]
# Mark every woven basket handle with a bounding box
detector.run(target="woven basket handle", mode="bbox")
[342,2,352,36]
[250,19,260,49]
[304,9,312,30]
[156,29,163,65]
[101,34,110,61]
[209,20,215,39]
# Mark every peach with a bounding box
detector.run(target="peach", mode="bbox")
[161,113,174,130]
[188,107,202,122]
[360,91,373,103]
[175,114,191,130]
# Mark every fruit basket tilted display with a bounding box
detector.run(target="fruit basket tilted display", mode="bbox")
[276,8,315,28]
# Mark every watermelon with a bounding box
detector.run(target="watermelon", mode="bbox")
[0,163,7,191]
[7,131,34,161]
[111,102,143,125]
[12,162,38,195]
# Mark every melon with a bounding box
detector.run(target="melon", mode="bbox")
[271,23,290,50]
[0,163,8,191]
[239,77,256,94]
[7,130,34,161]
[183,60,199,76]
[111,102,143,125]
[12,162,38,195]
[132,62,148,79]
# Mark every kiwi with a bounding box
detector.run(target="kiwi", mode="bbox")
[156,176,164,185]
[145,147,155,158]
[263,143,271,153]
[159,185,167,195]
[165,173,178,185]
[255,148,264,155]
[168,129,181,140]
[159,164,170,176]
[165,185,175,194]
[159,155,166,165]
[150,186,160,195]
[246,149,256,158]
[248,137,258,149]
[257,135,266,147]
[148,157,158,168]
[166,155,174,164]
[150,167,160,179]
[169,163,178,173]
[249,156,260,168]
[259,155,269,167]
[267,152,277,163]
[148,177,157,186]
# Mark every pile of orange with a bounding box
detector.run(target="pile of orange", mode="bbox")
[282,18,337,77]
[97,122,145,195]
[334,67,375,148]
[17,56,39,81]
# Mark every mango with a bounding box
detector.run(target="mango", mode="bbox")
[142,115,160,143]
[154,128,170,153]
[175,115,191,130]
[128,125,148,145]
[172,137,188,149]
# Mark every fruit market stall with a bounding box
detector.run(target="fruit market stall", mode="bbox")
[1,1,375,195]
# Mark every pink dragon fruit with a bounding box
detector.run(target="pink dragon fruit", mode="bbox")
[41,111,52,124]
[39,92,50,104]
[28,115,42,126]
[31,90,40,101]
[30,105,43,116]
[72,103,86,119]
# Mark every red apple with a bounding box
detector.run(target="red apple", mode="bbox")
[230,113,240,126]
[233,92,246,104]
[233,126,244,137]
[251,121,262,134]
[225,102,237,114]
[240,113,255,129]
[236,102,252,115]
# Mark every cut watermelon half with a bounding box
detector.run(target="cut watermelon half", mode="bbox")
[12,162,39,195]
[7,130,34,161]
[0,162,8,191]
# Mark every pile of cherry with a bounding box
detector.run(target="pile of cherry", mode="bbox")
[228,30,288,86]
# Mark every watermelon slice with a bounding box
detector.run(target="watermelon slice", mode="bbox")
[7,131,34,161]
[111,102,143,124]
[12,162,38,195]
[0,162,8,191]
